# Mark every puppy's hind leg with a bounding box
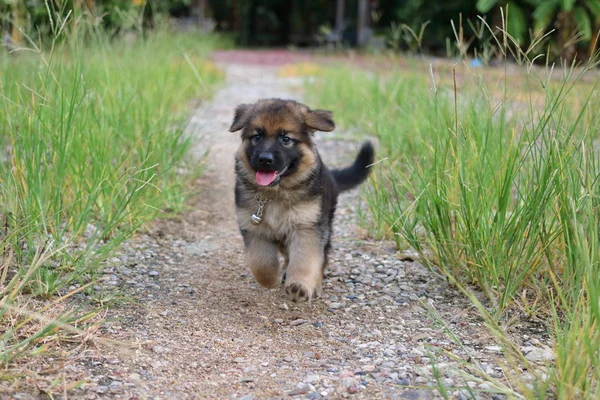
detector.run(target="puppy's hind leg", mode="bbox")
[245,235,281,289]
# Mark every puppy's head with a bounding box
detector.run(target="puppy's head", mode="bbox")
[229,99,335,188]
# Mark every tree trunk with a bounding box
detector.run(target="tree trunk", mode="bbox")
[11,1,22,45]
[199,0,207,26]
[83,0,96,11]
[357,0,369,47]
[557,11,576,61]
[231,0,241,37]
[335,0,345,36]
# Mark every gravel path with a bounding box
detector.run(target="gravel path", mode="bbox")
[43,60,550,400]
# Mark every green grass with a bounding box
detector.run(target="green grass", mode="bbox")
[0,21,223,371]
[309,50,600,397]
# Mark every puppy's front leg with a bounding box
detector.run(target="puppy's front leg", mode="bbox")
[245,234,281,289]
[284,230,324,302]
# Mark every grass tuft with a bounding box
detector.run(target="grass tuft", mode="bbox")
[0,16,223,376]
[309,30,600,398]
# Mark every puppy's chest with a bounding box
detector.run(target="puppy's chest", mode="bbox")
[238,199,321,239]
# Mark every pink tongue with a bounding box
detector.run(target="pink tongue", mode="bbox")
[256,170,277,186]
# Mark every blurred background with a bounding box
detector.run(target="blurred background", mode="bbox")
[2,0,600,62]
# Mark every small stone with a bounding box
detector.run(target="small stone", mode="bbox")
[96,386,108,394]
[291,319,307,326]
[234,357,245,363]
[522,346,554,362]
[152,345,171,354]
[341,377,358,388]
[148,270,159,276]
[109,381,122,390]
[328,302,342,309]
[274,318,284,324]
[485,345,502,352]
[347,386,359,394]
[288,386,309,396]
[361,365,376,373]
[306,374,320,383]
[240,377,254,383]
[339,370,354,379]
[399,390,423,399]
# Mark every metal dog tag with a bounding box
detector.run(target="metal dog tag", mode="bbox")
[251,195,271,225]
[250,213,262,225]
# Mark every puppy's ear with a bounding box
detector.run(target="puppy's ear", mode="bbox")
[229,104,253,132]
[305,109,335,132]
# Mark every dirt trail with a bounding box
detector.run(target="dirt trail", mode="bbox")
[53,58,527,400]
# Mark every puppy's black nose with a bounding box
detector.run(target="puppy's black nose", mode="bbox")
[258,153,274,166]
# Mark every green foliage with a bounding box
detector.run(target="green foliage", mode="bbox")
[0,22,223,366]
[506,1,528,43]
[382,0,481,51]
[0,22,222,296]
[532,0,558,35]
[574,5,593,39]
[477,0,499,13]
[3,1,600,61]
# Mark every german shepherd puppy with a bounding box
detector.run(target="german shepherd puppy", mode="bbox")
[229,99,374,302]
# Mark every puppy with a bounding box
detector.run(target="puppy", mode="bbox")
[229,99,374,302]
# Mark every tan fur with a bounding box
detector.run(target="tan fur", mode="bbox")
[284,229,325,297]
[237,197,323,298]
[230,99,359,303]
[280,142,317,189]
[237,198,321,239]
[244,235,280,288]
[250,114,299,138]
[233,112,324,301]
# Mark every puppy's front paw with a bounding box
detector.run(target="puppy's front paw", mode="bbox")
[285,282,312,303]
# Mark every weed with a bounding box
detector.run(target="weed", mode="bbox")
[0,11,222,375]
[308,15,600,397]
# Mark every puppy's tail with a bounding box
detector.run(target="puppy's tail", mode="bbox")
[331,141,375,192]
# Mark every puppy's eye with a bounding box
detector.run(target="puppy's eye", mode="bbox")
[251,134,261,144]
[280,136,292,145]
